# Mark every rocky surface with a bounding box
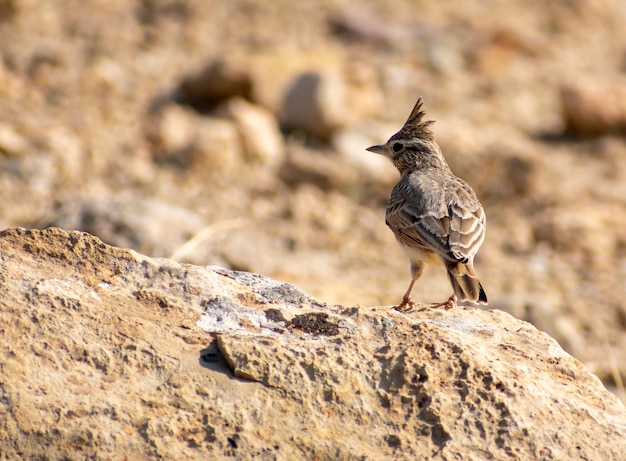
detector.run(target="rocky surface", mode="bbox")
[1,227,625,460]
[1,0,626,411]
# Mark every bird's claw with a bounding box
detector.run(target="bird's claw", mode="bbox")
[428,294,457,310]
[393,296,421,312]
[393,294,457,313]
[393,302,415,312]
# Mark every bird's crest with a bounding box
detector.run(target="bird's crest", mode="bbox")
[391,97,436,142]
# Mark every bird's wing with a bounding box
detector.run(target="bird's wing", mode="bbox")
[385,178,450,256]
[447,186,486,263]
[386,175,485,263]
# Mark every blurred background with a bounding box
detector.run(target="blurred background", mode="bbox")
[1,0,625,398]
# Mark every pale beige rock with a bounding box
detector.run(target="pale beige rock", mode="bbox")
[152,103,198,155]
[219,97,286,168]
[192,116,243,173]
[243,49,348,116]
[147,103,243,171]
[281,69,348,140]
[1,227,625,460]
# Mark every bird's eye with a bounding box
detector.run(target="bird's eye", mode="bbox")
[392,142,403,153]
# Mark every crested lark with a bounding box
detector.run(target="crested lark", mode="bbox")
[367,97,487,311]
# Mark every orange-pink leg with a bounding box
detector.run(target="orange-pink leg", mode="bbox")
[393,279,418,311]
[393,260,458,311]
[394,261,424,311]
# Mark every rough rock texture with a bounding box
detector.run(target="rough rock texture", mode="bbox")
[1,227,625,460]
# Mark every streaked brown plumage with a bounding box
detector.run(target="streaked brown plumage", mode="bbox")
[367,97,487,310]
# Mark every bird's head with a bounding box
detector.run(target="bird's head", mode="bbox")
[367,97,448,174]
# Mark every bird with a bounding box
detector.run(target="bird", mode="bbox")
[367,97,487,311]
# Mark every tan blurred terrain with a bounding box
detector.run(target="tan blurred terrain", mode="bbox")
[1,0,625,394]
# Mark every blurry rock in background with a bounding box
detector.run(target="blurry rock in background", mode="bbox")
[217,97,285,169]
[281,70,348,141]
[561,78,626,137]
[146,102,243,172]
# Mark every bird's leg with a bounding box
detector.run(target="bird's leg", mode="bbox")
[393,261,423,311]
[428,293,457,310]
[394,279,417,311]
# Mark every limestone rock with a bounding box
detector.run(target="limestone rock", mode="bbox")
[218,97,286,168]
[281,69,348,140]
[1,227,625,460]
[150,103,199,157]
[192,116,243,173]
[147,103,243,171]
[148,97,284,171]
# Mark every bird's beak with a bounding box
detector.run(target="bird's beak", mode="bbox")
[366,144,386,155]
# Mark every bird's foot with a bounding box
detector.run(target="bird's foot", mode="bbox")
[428,293,457,310]
[393,295,418,312]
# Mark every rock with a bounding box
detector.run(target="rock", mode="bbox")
[281,69,348,140]
[191,116,243,173]
[148,98,284,171]
[175,51,379,141]
[150,103,198,157]
[239,49,348,117]
[561,78,626,137]
[1,227,625,460]
[147,103,243,171]
[218,97,286,168]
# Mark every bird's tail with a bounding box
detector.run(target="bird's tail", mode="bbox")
[445,261,488,305]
